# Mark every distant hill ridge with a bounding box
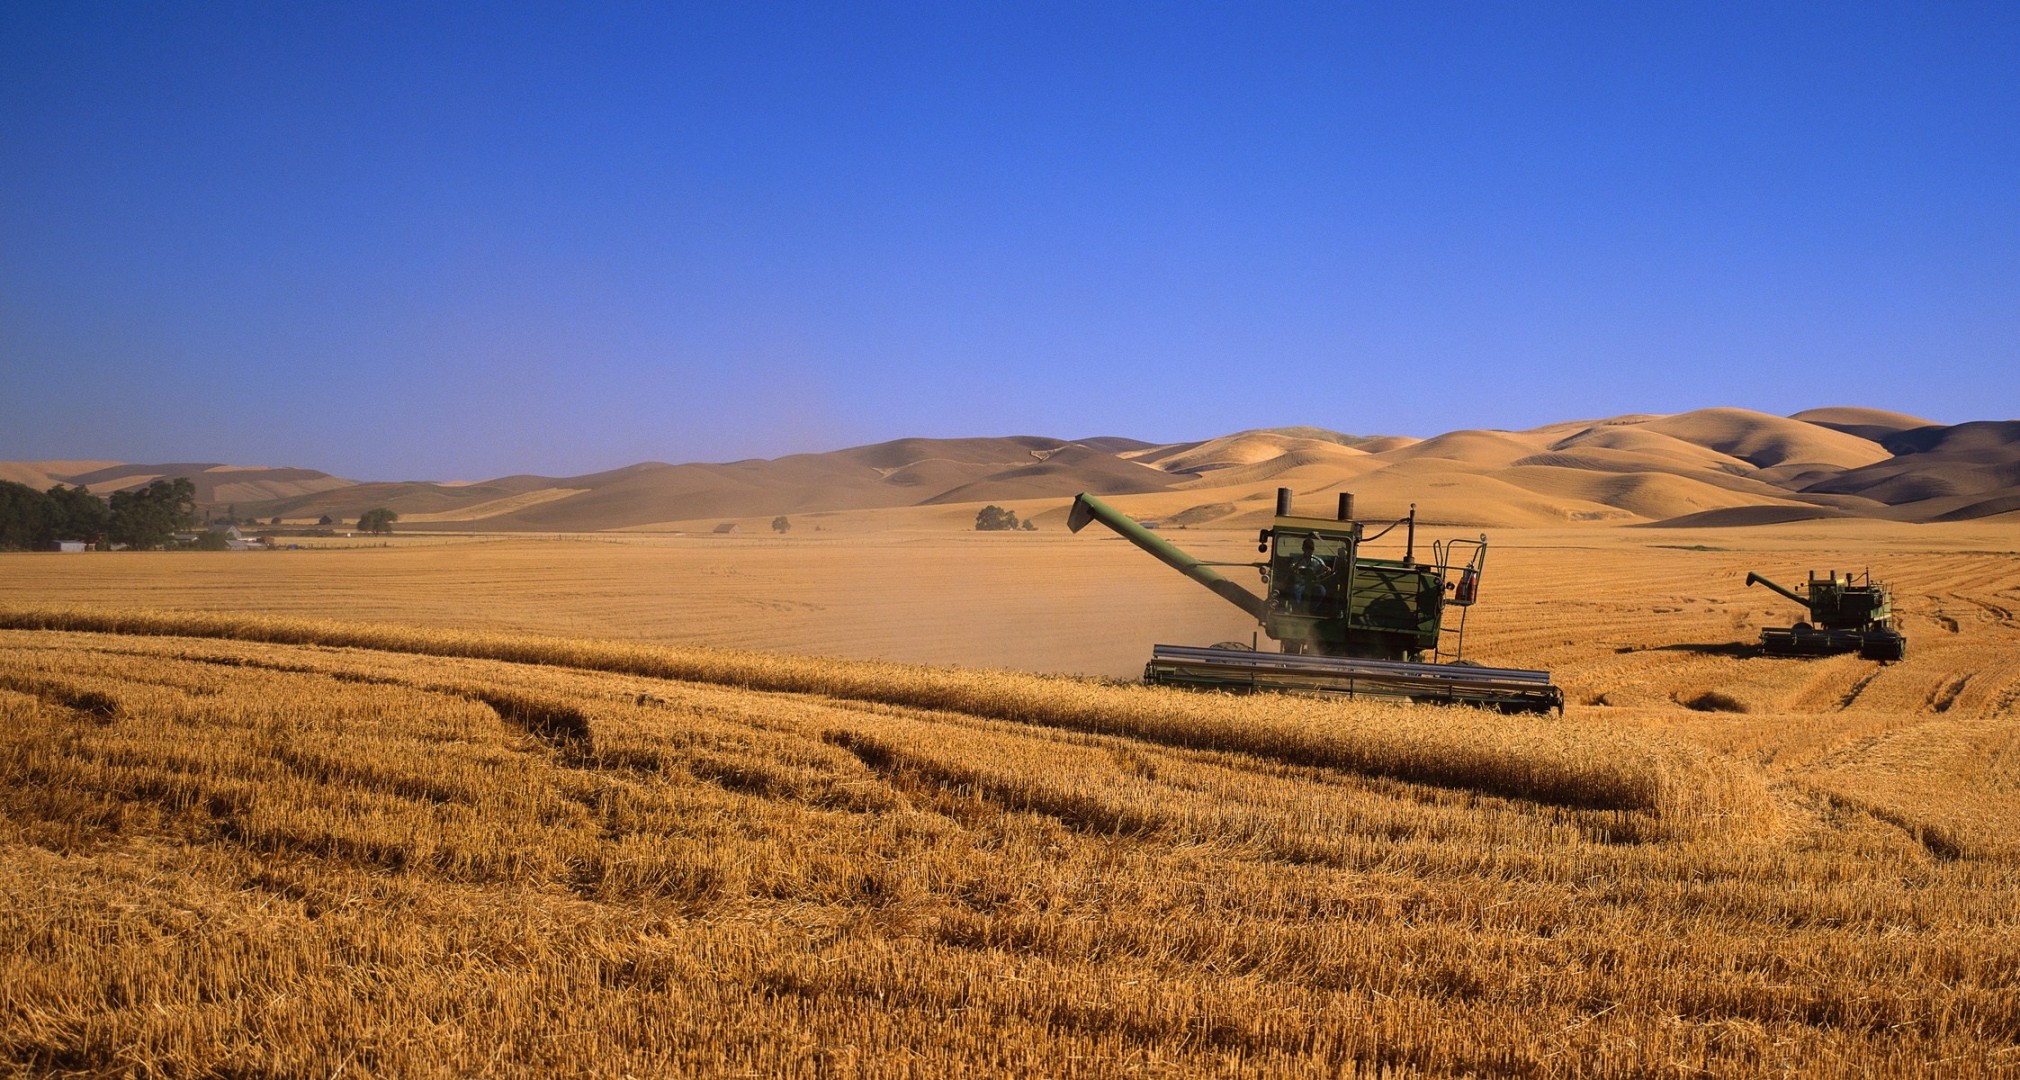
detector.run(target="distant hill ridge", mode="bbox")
[7,407,2015,530]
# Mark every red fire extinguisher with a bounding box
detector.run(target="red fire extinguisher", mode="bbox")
[1454,567,1478,605]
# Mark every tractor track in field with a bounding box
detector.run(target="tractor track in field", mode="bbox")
[1837,666,1885,711]
[1914,595,1962,634]
[1949,593,2016,628]
[1927,674,1971,715]
[0,672,120,720]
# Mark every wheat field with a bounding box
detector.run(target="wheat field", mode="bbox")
[1,522,2017,1076]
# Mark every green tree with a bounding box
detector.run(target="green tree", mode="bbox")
[47,484,110,544]
[108,478,196,550]
[772,515,791,533]
[975,506,1024,531]
[190,529,231,551]
[358,507,399,535]
[0,481,55,550]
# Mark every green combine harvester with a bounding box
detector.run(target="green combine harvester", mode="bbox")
[1067,488,1563,713]
[1744,569,1907,661]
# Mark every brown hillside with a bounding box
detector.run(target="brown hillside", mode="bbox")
[10,409,2010,531]
[923,446,1179,505]
[52,462,357,503]
[1276,457,1632,527]
[1638,408,1891,470]
[1540,424,1753,473]
[874,457,1014,492]
[396,489,592,523]
[1368,428,1552,468]
[1930,494,2020,522]
[272,479,565,524]
[1498,466,1809,522]
[1348,434,1421,454]
[831,435,1071,472]
[1800,420,2020,517]
[1172,444,1386,490]
[1638,505,1855,528]
[1792,406,1938,442]
[0,460,123,490]
[1143,431,1366,473]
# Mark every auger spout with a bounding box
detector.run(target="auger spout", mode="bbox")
[1067,492,1268,621]
[1744,571,1806,609]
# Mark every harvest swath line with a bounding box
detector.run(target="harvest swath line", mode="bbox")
[0,608,1721,820]
[1,611,2016,1077]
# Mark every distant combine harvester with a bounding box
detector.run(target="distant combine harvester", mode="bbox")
[1745,569,1906,660]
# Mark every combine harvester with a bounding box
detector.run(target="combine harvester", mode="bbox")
[1744,569,1907,661]
[1067,488,1563,714]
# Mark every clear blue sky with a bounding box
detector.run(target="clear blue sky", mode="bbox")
[4,2,2016,480]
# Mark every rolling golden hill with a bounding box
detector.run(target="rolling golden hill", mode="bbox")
[8,407,2015,532]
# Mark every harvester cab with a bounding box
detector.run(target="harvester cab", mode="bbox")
[1744,569,1906,661]
[1066,487,1561,713]
[1254,491,1485,664]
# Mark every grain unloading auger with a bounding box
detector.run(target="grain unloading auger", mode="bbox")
[1744,569,1906,661]
[1068,488,1563,714]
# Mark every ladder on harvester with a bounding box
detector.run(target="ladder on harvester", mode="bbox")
[1431,536,1486,664]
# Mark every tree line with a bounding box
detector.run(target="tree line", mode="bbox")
[0,478,196,551]
[0,480,404,550]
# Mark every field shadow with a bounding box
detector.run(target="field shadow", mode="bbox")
[1622,642,1753,658]
[0,673,120,720]
[471,689,592,746]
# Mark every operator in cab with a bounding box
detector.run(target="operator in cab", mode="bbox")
[1290,535,1329,611]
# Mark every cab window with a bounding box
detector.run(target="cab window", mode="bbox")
[1272,533,1345,561]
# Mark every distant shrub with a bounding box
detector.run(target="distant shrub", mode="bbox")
[976,506,1031,531]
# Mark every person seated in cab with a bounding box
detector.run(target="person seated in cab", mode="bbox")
[1290,535,1330,611]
